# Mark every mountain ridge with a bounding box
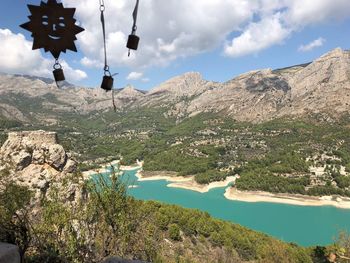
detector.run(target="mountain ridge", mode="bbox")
[0,48,349,124]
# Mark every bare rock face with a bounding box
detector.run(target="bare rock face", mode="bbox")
[139,72,215,108]
[116,85,145,100]
[181,48,350,122]
[46,144,67,170]
[63,159,78,174]
[10,150,32,170]
[0,131,79,200]
[186,69,291,122]
[32,149,45,164]
[0,131,72,172]
[0,243,20,263]
[277,48,350,118]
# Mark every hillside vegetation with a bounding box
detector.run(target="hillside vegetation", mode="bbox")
[1,167,345,263]
[1,108,350,197]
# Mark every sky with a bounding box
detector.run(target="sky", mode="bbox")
[1,0,350,91]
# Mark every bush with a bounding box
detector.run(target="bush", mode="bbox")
[0,171,33,260]
[168,224,181,241]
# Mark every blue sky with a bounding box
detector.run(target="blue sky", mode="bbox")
[1,0,350,91]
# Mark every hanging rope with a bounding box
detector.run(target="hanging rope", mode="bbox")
[99,0,117,112]
[112,89,116,112]
[132,0,140,33]
[100,0,110,76]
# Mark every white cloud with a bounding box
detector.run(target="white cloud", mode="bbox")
[0,29,50,77]
[52,1,350,66]
[285,0,350,26]
[224,0,350,57]
[126,72,143,80]
[60,60,88,82]
[62,0,257,68]
[224,13,290,57]
[298,38,326,52]
[80,57,103,68]
[0,28,87,83]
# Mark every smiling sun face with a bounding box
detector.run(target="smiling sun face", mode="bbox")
[20,0,84,59]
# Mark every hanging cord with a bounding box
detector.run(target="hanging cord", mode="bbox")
[112,90,116,112]
[132,0,140,33]
[99,0,118,112]
[100,0,110,76]
[128,0,140,56]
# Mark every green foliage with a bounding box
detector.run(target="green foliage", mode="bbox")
[32,169,159,262]
[143,202,313,262]
[0,171,33,259]
[0,133,7,146]
[194,170,227,184]
[307,186,350,197]
[236,169,310,195]
[0,118,22,129]
[335,176,350,189]
[43,110,350,192]
[0,167,329,263]
[168,224,181,241]
[335,231,350,262]
[144,146,215,176]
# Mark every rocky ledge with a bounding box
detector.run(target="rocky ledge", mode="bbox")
[0,130,80,200]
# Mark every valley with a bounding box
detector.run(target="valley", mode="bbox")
[1,48,350,262]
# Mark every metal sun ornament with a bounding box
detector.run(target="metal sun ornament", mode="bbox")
[20,0,84,86]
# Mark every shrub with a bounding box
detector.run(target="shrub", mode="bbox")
[168,224,181,241]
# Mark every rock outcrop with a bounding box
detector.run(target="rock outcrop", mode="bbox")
[0,131,82,201]
[0,243,20,263]
[0,131,71,171]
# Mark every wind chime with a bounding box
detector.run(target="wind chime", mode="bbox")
[100,0,140,92]
[98,0,141,111]
[21,0,141,93]
[127,0,140,57]
[20,0,84,87]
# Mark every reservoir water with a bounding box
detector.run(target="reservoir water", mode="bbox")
[105,168,350,247]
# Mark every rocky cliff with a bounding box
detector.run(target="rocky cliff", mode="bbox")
[0,48,349,123]
[0,131,81,201]
[184,48,350,122]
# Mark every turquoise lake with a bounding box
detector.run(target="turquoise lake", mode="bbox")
[105,168,350,247]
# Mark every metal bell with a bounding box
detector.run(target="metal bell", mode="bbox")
[53,68,65,82]
[101,75,114,91]
[126,34,140,50]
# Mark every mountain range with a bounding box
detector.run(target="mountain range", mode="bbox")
[1,48,349,125]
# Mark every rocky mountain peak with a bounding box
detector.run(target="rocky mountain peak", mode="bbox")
[147,72,206,98]
[290,48,350,100]
[318,47,349,60]
[117,85,144,99]
[174,71,203,81]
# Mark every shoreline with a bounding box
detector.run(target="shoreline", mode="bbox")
[224,187,350,209]
[82,160,142,177]
[135,170,237,193]
[81,160,120,178]
[83,161,350,209]
[167,176,237,193]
